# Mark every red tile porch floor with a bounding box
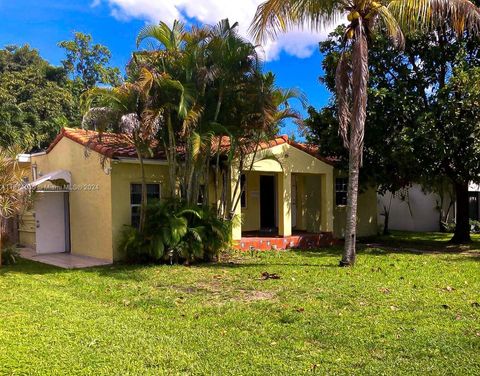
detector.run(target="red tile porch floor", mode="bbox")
[235,231,336,251]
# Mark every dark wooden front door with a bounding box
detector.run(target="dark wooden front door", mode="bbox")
[260,175,276,229]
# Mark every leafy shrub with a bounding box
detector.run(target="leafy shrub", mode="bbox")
[1,245,20,265]
[119,198,231,264]
[441,220,480,234]
[470,220,480,234]
[440,221,456,233]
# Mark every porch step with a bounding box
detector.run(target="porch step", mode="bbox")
[234,232,336,251]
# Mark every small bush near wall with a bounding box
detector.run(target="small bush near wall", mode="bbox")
[119,199,232,265]
[1,245,20,266]
[441,221,457,233]
[440,220,480,234]
[470,220,480,234]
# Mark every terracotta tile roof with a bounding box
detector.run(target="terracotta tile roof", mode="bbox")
[47,127,164,159]
[288,140,338,166]
[47,127,336,166]
[213,134,290,154]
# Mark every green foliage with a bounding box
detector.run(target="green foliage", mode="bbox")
[470,220,480,234]
[441,221,457,234]
[125,19,304,210]
[0,45,79,149]
[58,32,121,90]
[1,239,479,374]
[119,199,231,264]
[1,244,20,266]
[307,25,480,194]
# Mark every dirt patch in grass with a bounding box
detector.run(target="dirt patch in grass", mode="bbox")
[171,280,277,304]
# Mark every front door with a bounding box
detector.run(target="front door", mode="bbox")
[260,175,276,229]
[35,192,69,254]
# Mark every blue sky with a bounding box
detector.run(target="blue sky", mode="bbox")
[0,0,334,136]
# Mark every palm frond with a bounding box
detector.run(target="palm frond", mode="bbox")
[136,20,186,50]
[189,131,202,161]
[250,0,345,43]
[388,0,480,35]
[137,67,155,96]
[377,6,406,48]
[350,21,369,165]
[335,52,352,149]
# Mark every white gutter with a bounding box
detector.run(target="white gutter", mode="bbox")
[30,151,47,157]
[16,154,31,163]
[114,157,169,166]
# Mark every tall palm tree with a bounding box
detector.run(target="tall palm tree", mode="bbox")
[251,0,480,266]
[136,21,203,203]
[81,68,161,233]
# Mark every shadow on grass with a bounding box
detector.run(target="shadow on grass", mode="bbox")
[361,230,480,255]
[0,258,66,276]
[9,236,477,278]
[360,244,480,259]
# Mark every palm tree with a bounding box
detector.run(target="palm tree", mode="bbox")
[251,0,480,266]
[205,20,261,210]
[136,21,205,204]
[81,68,161,233]
[0,147,31,267]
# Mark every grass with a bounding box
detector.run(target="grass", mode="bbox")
[369,230,480,252]
[0,233,479,375]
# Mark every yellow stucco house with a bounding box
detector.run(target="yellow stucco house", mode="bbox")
[19,127,377,262]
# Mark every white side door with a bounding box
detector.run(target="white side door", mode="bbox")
[35,192,68,254]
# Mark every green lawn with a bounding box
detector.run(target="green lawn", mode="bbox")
[370,230,480,252]
[1,236,479,375]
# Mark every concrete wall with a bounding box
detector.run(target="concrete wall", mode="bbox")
[30,138,114,261]
[377,184,454,232]
[302,174,323,233]
[333,170,378,238]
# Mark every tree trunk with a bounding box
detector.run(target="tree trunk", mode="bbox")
[451,181,471,243]
[0,217,3,267]
[382,194,393,236]
[166,112,177,201]
[341,145,361,266]
[340,24,369,267]
[383,206,390,236]
[138,154,147,234]
[213,88,224,215]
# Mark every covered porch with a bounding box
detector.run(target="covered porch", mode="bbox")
[229,141,335,248]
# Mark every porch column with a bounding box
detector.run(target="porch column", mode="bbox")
[278,171,292,237]
[320,171,334,232]
[230,164,242,241]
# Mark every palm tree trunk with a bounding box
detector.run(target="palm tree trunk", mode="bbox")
[340,25,369,267]
[166,112,177,201]
[213,87,224,215]
[138,153,147,234]
[0,217,3,267]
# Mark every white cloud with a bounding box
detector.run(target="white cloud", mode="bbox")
[97,0,339,61]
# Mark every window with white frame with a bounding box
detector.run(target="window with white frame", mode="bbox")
[130,183,160,227]
[335,178,348,206]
